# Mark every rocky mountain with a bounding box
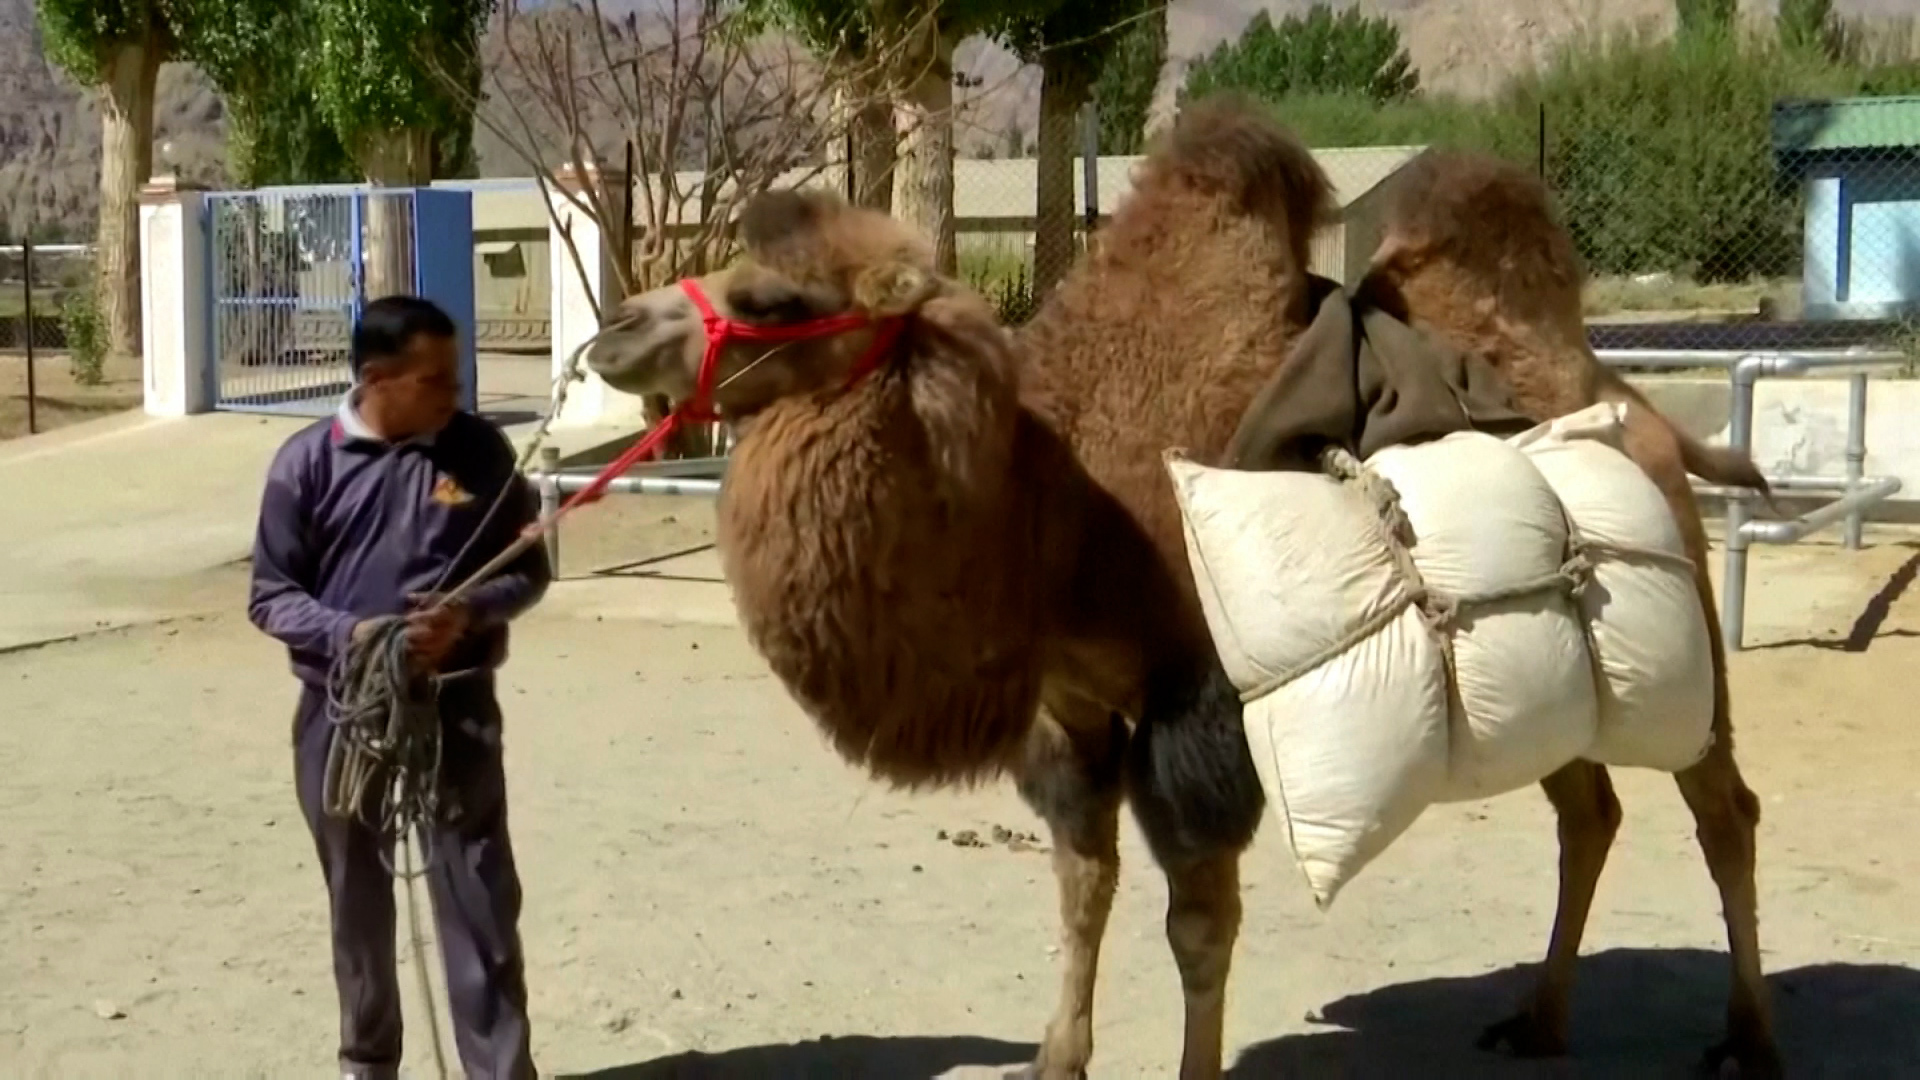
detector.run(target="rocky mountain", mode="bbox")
[0,0,1909,240]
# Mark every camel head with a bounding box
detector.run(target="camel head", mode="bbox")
[586,189,942,419]
[1358,149,1587,348]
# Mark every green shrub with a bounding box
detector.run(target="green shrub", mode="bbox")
[969,261,1038,327]
[1249,24,1920,284]
[1183,5,1418,106]
[61,280,106,386]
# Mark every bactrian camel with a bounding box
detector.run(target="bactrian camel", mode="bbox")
[582,95,1780,1079]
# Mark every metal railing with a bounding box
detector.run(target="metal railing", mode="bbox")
[530,446,725,572]
[1599,349,1909,651]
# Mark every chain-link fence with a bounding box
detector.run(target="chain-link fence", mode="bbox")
[1550,94,1920,357]
[945,130,1444,329]
[939,94,1919,361]
[0,242,98,438]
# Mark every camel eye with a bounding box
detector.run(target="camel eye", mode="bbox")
[730,285,819,325]
[725,266,843,326]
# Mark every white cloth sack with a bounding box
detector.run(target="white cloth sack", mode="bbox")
[1166,402,1714,909]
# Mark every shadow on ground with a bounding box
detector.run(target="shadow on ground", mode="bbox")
[1751,542,1920,653]
[564,1034,1036,1080]
[1232,947,1920,1078]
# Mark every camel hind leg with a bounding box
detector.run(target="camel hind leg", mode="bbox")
[1676,564,1779,1078]
[1163,852,1243,1079]
[1676,736,1778,1077]
[1014,705,1127,1080]
[1627,407,1781,1077]
[1128,662,1267,1080]
[1478,761,1622,1057]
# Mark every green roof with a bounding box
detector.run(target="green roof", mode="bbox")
[1773,95,1920,155]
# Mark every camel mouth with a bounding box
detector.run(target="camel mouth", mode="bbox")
[584,309,698,400]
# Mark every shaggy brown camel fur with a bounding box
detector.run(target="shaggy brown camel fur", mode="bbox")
[1357,149,1782,1078]
[586,95,1321,1079]
[581,98,1774,1078]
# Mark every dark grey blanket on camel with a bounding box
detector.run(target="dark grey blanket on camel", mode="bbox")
[1224,276,1535,471]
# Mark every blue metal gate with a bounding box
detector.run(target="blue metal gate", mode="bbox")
[205,186,476,416]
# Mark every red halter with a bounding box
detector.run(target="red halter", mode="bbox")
[555,277,905,512]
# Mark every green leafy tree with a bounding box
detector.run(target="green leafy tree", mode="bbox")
[305,0,492,293]
[36,0,181,364]
[171,0,356,186]
[1181,4,1417,107]
[995,1,1156,297]
[306,0,491,185]
[1093,5,1168,155]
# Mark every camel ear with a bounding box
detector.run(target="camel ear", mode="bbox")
[852,260,938,318]
[1367,230,1419,276]
[740,190,824,252]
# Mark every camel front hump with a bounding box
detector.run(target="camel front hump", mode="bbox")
[1165,408,1714,909]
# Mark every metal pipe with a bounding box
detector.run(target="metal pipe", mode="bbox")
[1596,348,1906,651]
[1740,476,1903,545]
[1080,101,1100,237]
[543,473,723,497]
[1697,474,1860,492]
[1716,355,1778,652]
[1597,348,1905,370]
[551,456,728,479]
[1844,372,1869,550]
[22,233,36,436]
[538,446,562,574]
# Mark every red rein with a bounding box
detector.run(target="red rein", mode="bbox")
[554,278,904,513]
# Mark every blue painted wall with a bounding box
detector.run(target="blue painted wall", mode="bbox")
[1802,159,1920,320]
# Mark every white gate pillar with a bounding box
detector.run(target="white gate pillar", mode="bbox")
[548,164,649,429]
[139,176,212,416]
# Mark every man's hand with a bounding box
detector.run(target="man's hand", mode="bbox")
[403,593,471,670]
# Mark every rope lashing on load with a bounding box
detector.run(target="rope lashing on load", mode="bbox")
[1235,445,1657,704]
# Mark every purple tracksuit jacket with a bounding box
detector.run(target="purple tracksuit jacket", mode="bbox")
[247,406,550,683]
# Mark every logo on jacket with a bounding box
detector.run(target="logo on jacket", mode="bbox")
[431,474,475,506]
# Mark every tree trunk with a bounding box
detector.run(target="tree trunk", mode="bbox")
[892,26,956,274]
[1033,56,1093,302]
[833,80,897,213]
[848,91,896,213]
[96,39,162,365]
[356,128,434,300]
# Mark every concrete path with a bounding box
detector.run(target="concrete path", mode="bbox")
[0,412,309,652]
[0,407,733,653]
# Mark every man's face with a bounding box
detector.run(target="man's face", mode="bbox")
[363,331,460,437]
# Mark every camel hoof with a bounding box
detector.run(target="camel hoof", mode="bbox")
[1698,1036,1785,1080]
[1475,1010,1569,1059]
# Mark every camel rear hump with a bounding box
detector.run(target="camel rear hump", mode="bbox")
[1142,93,1339,269]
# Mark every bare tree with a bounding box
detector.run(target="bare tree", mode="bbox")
[434,0,889,454]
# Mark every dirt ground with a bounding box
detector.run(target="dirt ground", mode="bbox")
[0,352,142,441]
[2,524,1919,1078]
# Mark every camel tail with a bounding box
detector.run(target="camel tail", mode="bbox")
[1600,369,1773,500]
[1680,435,1773,499]
[1150,92,1339,249]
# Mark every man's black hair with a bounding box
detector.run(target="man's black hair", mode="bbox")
[350,294,457,379]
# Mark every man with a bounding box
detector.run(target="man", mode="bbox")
[247,294,551,1079]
